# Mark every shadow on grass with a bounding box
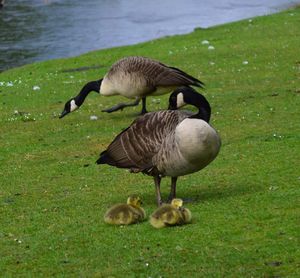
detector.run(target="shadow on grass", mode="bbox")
[139,180,263,207]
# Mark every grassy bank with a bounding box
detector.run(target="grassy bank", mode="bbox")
[0,7,299,277]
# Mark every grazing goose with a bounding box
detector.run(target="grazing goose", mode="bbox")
[150,198,192,228]
[97,86,221,206]
[104,195,146,225]
[59,56,204,118]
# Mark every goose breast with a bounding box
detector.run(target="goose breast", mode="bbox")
[154,118,221,177]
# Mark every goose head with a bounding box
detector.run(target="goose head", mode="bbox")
[168,86,211,122]
[127,195,143,208]
[59,79,102,119]
[59,98,79,118]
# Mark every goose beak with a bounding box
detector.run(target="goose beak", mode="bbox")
[59,109,69,119]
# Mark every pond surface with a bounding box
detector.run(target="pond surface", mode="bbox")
[0,0,298,71]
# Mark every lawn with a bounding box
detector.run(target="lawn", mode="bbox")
[0,7,299,277]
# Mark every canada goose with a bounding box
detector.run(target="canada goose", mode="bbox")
[150,198,192,228]
[59,56,204,118]
[104,195,146,225]
[97,86,221,206]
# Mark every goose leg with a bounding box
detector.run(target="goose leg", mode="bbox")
[102,98,140,113]
[154,175,162,206]
[140,97,148,114]
[167,177,177,202]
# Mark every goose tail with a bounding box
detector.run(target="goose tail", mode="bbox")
[96,151,116,166]
[169,66,205,88]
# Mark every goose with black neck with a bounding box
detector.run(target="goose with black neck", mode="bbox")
[97,86,221,206]
[59,56,204,118]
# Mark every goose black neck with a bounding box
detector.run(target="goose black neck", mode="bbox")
[75,79,102,106]
[188,93,211,123]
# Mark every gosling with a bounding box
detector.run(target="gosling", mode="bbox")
[149,198,192,228]
[104,195,146,225]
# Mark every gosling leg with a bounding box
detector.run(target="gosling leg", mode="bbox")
[154,175,162,206]
[167,177,177,202]
[102,98,140,113]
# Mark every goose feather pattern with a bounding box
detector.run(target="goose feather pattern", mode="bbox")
[97,86,221,205]
[101,56,203,98]
[60,56,204,117]
[99,110,220,177]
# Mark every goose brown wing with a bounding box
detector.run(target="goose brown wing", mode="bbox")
[154,65,204,88]
[110,56,204,88]
[138,57,204,88]
[97,110,181,172]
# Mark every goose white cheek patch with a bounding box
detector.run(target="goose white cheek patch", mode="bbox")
[176,92,186,108]
[70,100,78,112]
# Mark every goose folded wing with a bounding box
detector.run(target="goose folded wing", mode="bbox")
[99,111,180,172]
[155,65,204,88]
[132,58,204,88]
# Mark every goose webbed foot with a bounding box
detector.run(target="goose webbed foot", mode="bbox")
[102,98,140,113]
[181,198,194,203]
[167,177,178,203]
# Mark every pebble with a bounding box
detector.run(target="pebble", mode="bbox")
[201,40,209,45]
[90,115,98,120]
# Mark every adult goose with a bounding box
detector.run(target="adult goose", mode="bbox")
[97,86,221,206]
[59,56,204,118]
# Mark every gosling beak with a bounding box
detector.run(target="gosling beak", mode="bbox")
[59,109,69,119]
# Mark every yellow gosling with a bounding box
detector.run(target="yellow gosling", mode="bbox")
[149,198,192,228]
[104,195,145,225]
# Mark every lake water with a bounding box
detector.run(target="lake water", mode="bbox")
[0,0,298,71]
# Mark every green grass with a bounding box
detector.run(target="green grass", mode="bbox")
[1,7,300,277]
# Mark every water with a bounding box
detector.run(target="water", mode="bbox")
[0,0,298,72]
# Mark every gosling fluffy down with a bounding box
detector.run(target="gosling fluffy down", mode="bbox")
[149,198,192,228]
[104,195,146,225]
